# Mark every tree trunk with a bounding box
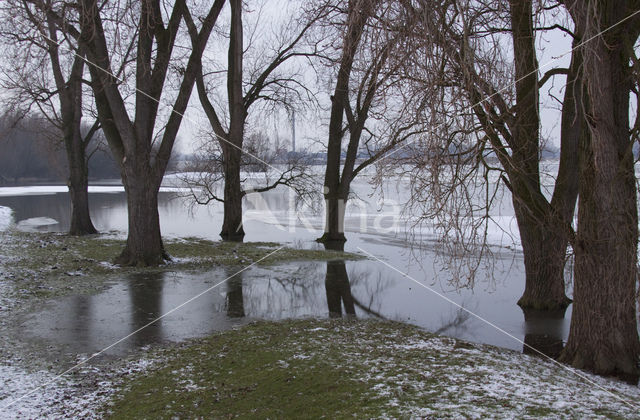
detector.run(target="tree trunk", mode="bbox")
[51,33,97,236]
[560,0,640,382]
[319,1,370,247]
[68,164,96,236]
[518,41,583,310]
[219,0,246,242]
[66,131,97,236]
[318,188,348,248]
[509,0,572,311]
[515,202,571,310]
[115,174,167,267]
[221,145,245,241]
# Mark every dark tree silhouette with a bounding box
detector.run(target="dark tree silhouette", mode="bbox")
[72,0,225,265]
[396,0,581,310]
[1,0,101,234]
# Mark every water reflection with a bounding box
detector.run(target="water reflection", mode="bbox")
[325,260,355,318]
[128,271,165,346]
[3,188,586,357]
[434,306,472,336]
[20,257,579,362]
[521,307,568,358]
[70,295,92,349]
[22,269,245,358]
[225,272,245,318]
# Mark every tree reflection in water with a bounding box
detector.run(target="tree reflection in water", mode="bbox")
[325,260,356,318]
[225,272,245,318]
[70,295,91,348]
[521,307,568,358]
[128,271,165,346]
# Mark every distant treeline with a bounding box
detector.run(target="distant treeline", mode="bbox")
[0,114,122,184]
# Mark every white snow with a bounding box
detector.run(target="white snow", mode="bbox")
[98,261,119,270]
[0,357,159,419]
[0,364,107,419]
[0,207,12,231]
[17,217,59,227]
[0,186,121,197]
[361,335,640,419]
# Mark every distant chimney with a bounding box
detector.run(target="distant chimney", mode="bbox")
[291,110,296,153]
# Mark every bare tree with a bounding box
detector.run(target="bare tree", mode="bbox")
[0,0,101,234]
[393,0,582,311]
[559,0,640,382]
[316,0,422,251]
[185,0,323,241]
[37,0,226,265]
[506,0,576,311]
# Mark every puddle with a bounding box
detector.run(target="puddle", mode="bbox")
[19,257,573,362]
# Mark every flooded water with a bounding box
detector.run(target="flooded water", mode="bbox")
[0,179,573,359]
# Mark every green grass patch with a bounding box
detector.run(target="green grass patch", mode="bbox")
[105,319,640,419]
[107,320,390,418]
[164,237,361,266]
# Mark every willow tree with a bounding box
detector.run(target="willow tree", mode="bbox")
[66,0,225,265]
[503,0,580,311]
[559,0,640,381]
[397,0,583,310]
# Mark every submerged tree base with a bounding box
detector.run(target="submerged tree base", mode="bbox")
[69,228,99,237]
[68,224,98,237]
[219,230,245,242]
[517,294,572,312]
[520,307,569,359]
[316,233,347,252]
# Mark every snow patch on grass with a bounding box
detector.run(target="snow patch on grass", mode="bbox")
[0,207,12,232]
[125,319,639,418]
[347,328,640,419]
[0,355,161,419]
[0,364,110,419]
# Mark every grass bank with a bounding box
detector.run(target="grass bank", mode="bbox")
[105,319,640,419]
